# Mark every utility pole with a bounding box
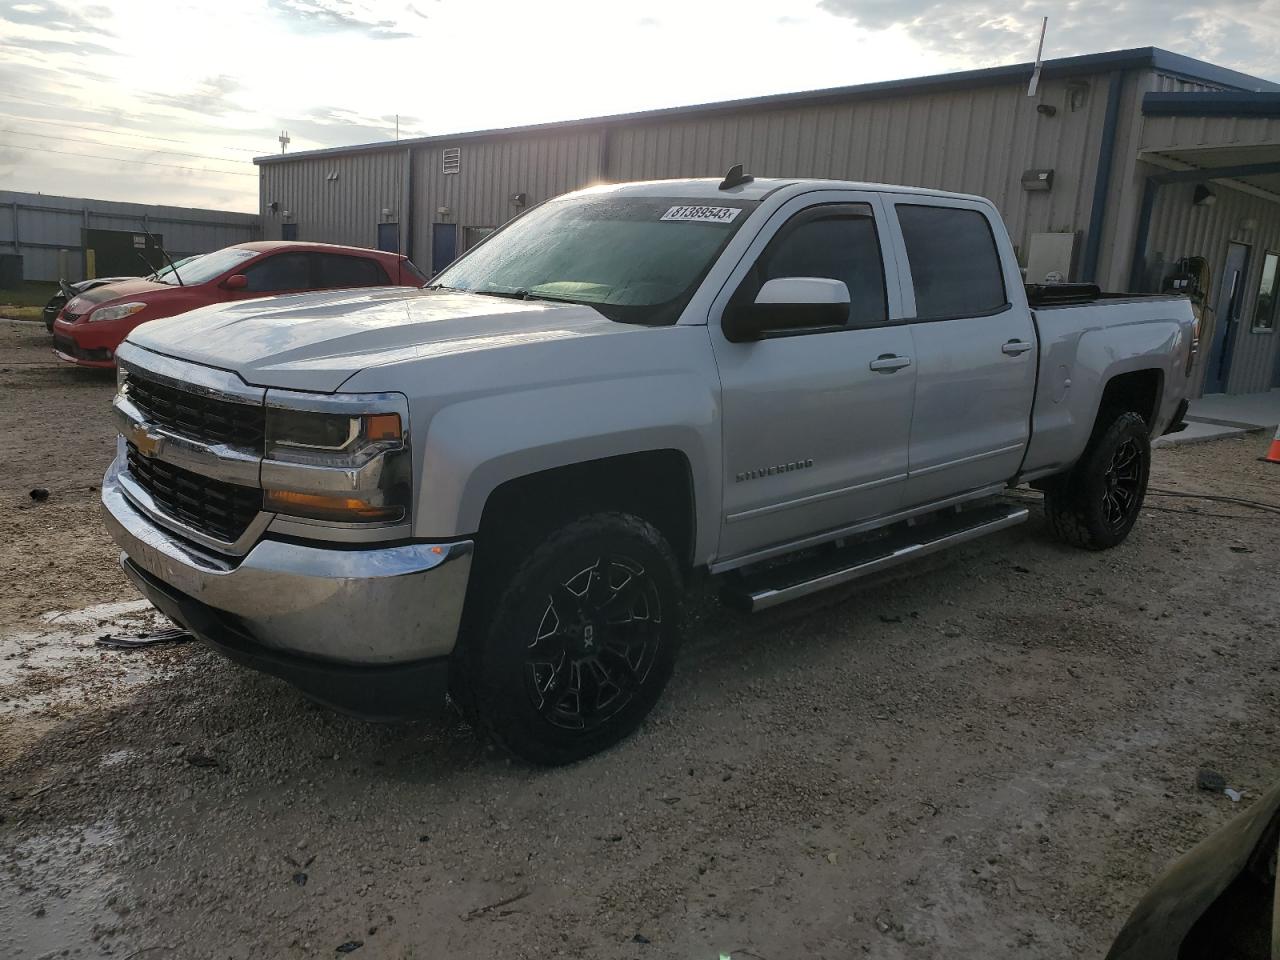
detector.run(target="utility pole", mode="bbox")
[279,129,291,154]
[395,114,400,141]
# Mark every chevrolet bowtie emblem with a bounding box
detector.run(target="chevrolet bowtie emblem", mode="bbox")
[129,423,166,458]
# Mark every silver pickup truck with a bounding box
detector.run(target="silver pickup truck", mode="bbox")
[102,171,1197,764]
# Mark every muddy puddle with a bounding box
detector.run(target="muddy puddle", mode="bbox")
[0,600,182,715]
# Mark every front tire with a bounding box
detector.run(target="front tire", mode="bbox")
[1044,410,1151,550]
[457,512,683,765]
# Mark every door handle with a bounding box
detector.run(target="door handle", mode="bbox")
[869,354,912,372]
[1002,340,1034,356]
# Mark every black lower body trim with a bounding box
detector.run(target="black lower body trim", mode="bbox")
[1163,398,1190,435]
[123,558,450,721]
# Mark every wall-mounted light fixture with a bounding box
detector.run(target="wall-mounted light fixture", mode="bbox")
[381,207,394,220]
[1193,184,1217,207]
[269,201,280,214]
[1066,80,1090,112]
[509,192,527,207]
[436,206,451,217]
[1036,103,1057,117]
[1021,169,1054,192]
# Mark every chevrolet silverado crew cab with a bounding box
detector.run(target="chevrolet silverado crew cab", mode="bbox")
[102,170,1197,765]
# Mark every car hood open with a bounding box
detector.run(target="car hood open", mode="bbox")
[65,278,175,312]
[125,286,645,392]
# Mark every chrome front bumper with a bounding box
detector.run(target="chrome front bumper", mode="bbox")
[102,453,473,666]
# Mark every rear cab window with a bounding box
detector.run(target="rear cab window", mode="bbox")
[895,204,1007,320]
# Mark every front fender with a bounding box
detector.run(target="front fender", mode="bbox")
[415,373,722,562]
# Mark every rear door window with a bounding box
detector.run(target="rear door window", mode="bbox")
[243,253,312,293]
[314,254,390,289]
[896,205,1007,320]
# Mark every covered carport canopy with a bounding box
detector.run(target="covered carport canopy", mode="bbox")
[1130,92,1280,289]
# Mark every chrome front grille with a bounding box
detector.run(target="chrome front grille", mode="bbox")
[126,442,261,544]
[125,372,266,453]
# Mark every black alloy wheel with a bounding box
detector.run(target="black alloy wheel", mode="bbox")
[1044,410,1151,551]
[455,512,683,765]
[526,556,663,731]
[1100,436,1143,531]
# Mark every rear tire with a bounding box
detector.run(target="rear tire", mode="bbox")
[455,512,683,766]
[1044,410,1151,550]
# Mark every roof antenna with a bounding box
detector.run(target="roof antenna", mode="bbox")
[1027,16,1047,97]
[719,163,754,190]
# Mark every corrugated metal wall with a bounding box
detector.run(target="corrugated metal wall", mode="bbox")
[605,73,1113,265]
[259,150,404,248]
[1146,179,1280,393]
[0,190,259,282]
[410,131,603,263]
[259,73,1117,280]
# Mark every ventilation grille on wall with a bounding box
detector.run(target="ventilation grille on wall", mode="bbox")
[442,147,461,175]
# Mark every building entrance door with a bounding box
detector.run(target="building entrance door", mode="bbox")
[431,223,458,275]
[1205,242,1250,394]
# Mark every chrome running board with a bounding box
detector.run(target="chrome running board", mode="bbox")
[721,501,1029,613]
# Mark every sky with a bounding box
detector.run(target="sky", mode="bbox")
[1,0,1277,213]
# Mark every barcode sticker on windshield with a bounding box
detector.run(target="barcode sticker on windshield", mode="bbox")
[660,205,742,224]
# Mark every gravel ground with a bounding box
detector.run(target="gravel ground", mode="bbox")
[2,317,1278,959]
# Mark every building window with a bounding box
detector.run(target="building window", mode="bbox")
[442,147,461,175]
[1253,251,1278,333]
[464,226,494,250]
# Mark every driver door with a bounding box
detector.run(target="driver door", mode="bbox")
[709,192,916,561]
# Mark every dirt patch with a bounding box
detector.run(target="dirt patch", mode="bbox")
[1,318,1278,958]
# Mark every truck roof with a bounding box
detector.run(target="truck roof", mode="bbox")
[569,176,991,205]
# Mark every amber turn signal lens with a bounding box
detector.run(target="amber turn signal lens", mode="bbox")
[364,413,401,442]
[264,489,402,523]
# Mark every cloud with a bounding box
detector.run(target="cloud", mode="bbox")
[0,0,113,34]
[143,75,242,116]
[0,36,117,55]
[816,0,1280,78]
[278,105,425,148]
[267,0,416,39]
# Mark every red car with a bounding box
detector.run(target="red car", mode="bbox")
[52,241,428,368]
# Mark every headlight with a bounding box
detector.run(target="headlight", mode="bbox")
[88,302,146,323]
[262,394,411,525]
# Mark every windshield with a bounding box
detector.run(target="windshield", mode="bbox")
[431,194,758,325]
[154,247,257,285]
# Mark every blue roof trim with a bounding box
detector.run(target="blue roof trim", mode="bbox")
[1143,92,1280,118]
[256,47,1279,166]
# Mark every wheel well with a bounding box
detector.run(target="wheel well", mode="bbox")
[476,450,697,569]
[1099,369,1162,427]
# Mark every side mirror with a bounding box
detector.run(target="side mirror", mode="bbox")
[723,277,850,342]
[223,274,248,291]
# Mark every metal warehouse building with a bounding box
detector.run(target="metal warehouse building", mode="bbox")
[1,190,259,284]
[255,47,1280,397]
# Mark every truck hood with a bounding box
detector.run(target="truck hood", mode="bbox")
[126,287,648,392]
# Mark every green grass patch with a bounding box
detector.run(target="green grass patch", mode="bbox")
[0,280,60,308]
[0,281,57,322]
